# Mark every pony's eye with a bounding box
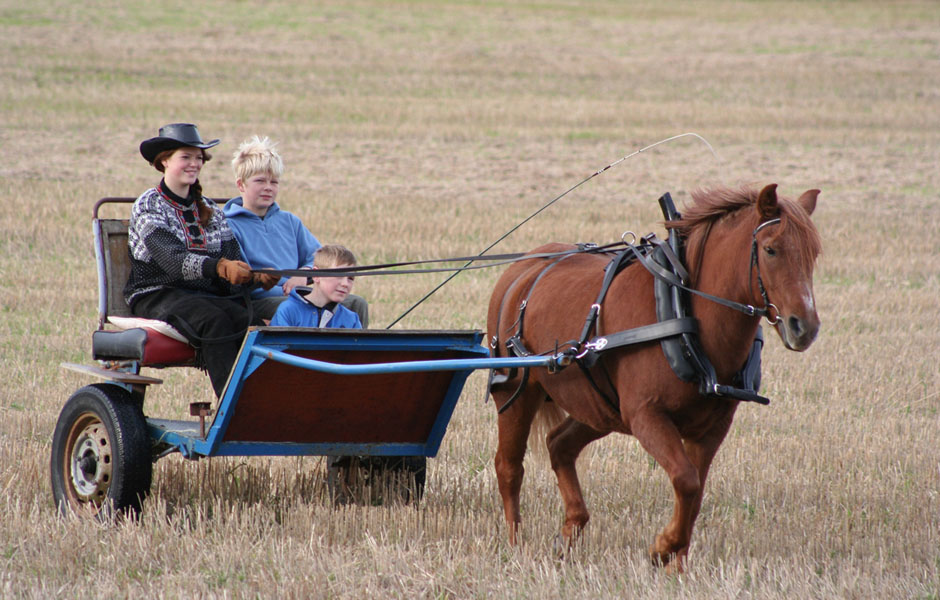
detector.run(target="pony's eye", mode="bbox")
[764,246,777,257]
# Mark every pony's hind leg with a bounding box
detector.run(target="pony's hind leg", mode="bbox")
[546,417,608,546]
[493,387,544,546]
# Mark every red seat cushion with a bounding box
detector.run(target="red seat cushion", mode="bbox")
[141,327,196,366]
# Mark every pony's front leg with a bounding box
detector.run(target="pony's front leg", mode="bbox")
[494,389,543,545]
[671,411,737,566]
[546,417,608,546]
[630,408,701,573]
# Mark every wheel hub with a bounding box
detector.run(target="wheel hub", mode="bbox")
[68,421,112,504]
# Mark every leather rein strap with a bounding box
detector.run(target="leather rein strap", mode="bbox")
[254,243,626,279]
[621,226,779,321]
[575,218,780,360]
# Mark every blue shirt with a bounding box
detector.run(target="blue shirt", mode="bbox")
[222,197,320,298]
[270,287,362,329]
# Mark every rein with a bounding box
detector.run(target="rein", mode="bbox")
[253,243,626,279]
[625,217,781,320]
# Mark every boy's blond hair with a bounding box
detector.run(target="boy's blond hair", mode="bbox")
[231,135,284,181]
[314,244,357,270]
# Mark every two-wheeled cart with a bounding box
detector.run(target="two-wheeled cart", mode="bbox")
[52,199,562,516]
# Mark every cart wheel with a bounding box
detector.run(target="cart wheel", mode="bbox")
[50,384,153,518]
[327,456,426,506]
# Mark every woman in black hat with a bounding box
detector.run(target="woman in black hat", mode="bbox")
[125,123,277,397]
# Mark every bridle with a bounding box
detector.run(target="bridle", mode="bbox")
[749,217,782,325]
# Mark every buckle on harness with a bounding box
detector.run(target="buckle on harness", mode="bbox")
[574,336,608,368]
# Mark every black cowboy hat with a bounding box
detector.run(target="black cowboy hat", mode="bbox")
[140,123,220,164]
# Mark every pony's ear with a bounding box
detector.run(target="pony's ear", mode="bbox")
[797,189,819,216]
[757,184,779,219]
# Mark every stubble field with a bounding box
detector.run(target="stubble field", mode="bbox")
[0,1,938,598]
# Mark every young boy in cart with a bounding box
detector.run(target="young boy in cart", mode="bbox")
[270,244,362,329]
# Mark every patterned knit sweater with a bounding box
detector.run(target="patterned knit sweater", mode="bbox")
[124,181,246,307]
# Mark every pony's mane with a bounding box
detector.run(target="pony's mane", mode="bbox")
[677,186,760,228]
[665,186,822,282]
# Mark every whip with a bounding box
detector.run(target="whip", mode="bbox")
[385,133,721,328]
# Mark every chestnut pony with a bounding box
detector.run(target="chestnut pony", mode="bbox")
[486,184,821,571]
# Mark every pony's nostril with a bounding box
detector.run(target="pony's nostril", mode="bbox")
[788,316,804,338]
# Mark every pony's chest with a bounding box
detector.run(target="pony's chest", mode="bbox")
[669,399,737,439]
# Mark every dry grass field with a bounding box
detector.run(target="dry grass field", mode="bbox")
[1,0,938,597]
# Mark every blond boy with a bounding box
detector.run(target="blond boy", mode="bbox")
[224,136,368,325]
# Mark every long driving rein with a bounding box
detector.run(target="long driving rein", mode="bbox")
[253,243,628,280]
[609,216,782,322]
[258,194,780,410]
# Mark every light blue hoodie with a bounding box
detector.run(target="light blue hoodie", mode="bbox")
[222,197,321,298]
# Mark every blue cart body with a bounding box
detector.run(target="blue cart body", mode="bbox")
[148,328,495,459]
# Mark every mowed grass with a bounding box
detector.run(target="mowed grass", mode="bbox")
[1,0,938,597]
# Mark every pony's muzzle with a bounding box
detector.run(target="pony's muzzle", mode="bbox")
[781,313,820,351]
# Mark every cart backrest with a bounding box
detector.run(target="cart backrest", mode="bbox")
[94,198,136,329]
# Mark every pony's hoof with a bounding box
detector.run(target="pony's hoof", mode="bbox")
[649,545,686,574]
[664,560,685,575]
[552,534,567,560]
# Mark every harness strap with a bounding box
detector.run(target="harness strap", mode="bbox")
[574,234,686,351]
[648,234,689,285]
[576,247,641,347]
[496,366,530,414]
[490,252,582,414]
[578,317,698,367]
[514,253,581,340]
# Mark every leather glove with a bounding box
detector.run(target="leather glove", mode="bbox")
[253,272,279,291]
[216,258,253,285]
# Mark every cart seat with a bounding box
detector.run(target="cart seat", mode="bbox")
[93,326,196,366]
[94,315,196,366]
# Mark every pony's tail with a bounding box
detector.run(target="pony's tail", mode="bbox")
[527,400,568,463]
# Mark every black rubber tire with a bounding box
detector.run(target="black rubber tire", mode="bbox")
[327,455,427,506]
[50,384,153,518]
